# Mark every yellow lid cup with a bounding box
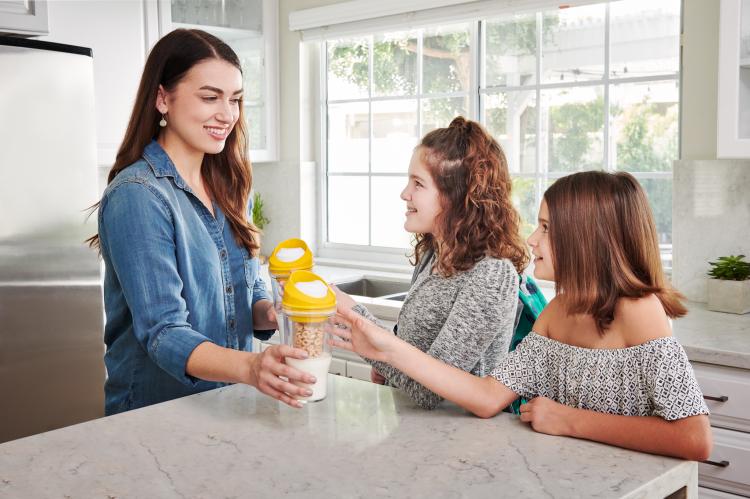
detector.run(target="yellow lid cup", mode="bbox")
[268,238,313,278]
[281,270,336,323]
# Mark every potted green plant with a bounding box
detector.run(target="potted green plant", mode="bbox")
[707,255,750,314]
[252,191,270,231]
[252,191,270,264]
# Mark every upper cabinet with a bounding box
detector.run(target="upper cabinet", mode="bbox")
[718,0,750,158]
[158,0,279,162]
[0,0,49,36]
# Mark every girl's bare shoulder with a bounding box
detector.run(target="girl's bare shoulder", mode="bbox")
[615,294,672,345]
[532,296,564,337]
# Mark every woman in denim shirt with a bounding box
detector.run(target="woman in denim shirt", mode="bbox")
[88,29,314,415]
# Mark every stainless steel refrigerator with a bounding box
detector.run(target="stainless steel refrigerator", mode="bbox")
[0,36,105,443]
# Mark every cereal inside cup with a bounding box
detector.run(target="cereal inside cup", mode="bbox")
[292,321,326,358]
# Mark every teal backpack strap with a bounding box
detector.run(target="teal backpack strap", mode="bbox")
[506,274,548,415]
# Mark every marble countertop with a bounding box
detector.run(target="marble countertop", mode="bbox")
[0,375,696,499]
[673,301,750,370]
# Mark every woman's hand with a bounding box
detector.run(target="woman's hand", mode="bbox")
[330,307,397,363]
[244,344,316,409]
[519,397,575,436]
[330,284,357,311]
[370,368,386,384]
[253,299,278,330]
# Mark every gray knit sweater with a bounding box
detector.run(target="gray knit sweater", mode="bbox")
[352,254,518,409]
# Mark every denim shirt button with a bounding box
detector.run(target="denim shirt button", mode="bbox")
[228,319,235,329]
[220,249,227,260]
[225,285,232,294]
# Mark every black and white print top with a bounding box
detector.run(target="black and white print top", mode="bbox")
[490,332,710,420]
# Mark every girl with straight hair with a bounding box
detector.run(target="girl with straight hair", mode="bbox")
[89,29,313,414]
[333,171,712,460]
[335,116,529,409]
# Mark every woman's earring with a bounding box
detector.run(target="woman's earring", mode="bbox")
[159,113,167,127]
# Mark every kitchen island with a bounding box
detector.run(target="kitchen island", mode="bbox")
[0,375,696,498]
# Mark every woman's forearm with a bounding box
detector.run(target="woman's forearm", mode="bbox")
[185,341,255,385]
[567,409,712,461]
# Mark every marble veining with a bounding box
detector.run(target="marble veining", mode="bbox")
[0,376,696,498]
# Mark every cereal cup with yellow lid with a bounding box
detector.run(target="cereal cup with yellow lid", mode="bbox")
[280,270,336,402]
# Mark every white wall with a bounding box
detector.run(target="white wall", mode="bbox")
[680,0,720,160]
[252,0,345,255]
[37,0,153,174]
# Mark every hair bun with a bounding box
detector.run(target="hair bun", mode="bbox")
[449,116,469,130]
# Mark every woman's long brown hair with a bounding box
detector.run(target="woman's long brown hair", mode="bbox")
[413,116,529,276]
[86,29,260,255]
[544,171,686,333]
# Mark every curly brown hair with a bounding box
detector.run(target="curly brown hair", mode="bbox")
[412,116,529,276]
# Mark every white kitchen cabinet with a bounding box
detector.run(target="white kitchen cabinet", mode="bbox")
[699,486,748,498]
[345,360,372,382]
[156,0,279,162]
[693,361,750,496]
[717,0,750,158]
[329,357,346,376]
[0,0,48,36]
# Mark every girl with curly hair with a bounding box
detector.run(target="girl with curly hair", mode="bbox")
[333,171,712,460]
[333,116,529,409]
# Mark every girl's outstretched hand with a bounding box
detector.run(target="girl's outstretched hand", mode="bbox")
[329,306,397,363]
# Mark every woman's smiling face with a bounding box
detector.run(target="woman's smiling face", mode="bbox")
[156,58,243,155]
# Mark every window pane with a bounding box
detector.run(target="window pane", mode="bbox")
[610,0,680,78]
[542,86,604,173]
[637,177,672,244]
[245,105,265,150]
[421,97,468,135]
[511,177,538,240]
[371,177,412,248]
[610,80,679,172]
[372,100,418,173]
[328,176,369,245]
[328,102,369,173]
[542,4,605,83]
[422,24,471,94]
[373,32,418,97]
[484,91,537,174]
[484,14,537,88]
[328,38,369,100]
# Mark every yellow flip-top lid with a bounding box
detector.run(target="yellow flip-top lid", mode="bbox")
[281,270,336,319]
[268,238,314,277]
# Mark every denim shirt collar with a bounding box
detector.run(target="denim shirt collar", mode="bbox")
[142,140,224,231]
[143,140,191,191]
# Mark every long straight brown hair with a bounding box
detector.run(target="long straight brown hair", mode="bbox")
[544,171,686,333]
[413,116,529,276]
[87,29,260,255]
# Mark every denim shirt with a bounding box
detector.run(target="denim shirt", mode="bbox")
[98,140,272,415]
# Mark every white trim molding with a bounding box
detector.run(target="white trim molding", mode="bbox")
[289,0,601,40]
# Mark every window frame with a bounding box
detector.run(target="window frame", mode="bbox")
[315,1,681,269]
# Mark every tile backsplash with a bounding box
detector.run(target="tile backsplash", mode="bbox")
[672,159,750,302]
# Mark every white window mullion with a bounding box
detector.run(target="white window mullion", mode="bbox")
[469,19,480,120]
[535,11,544,211]
[603,1,611,171]
[417,29,424,138]
[367,35,374,246]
